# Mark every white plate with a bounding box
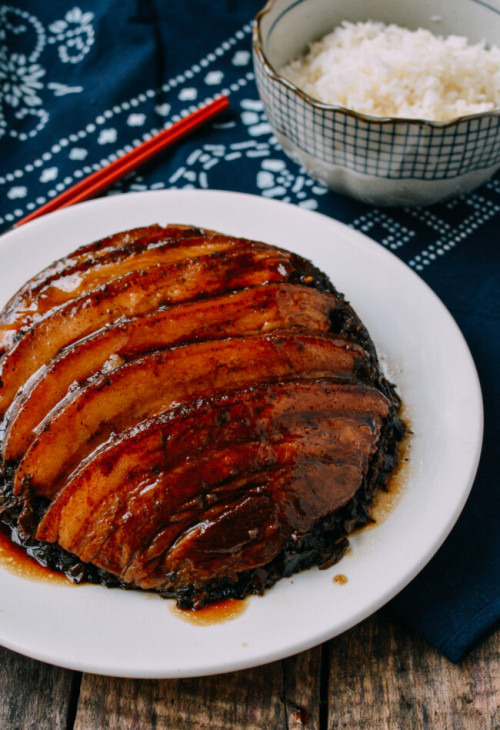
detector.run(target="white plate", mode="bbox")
[0,190,482,678]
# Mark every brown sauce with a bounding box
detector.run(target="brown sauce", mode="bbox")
[0,524,248,625]
[170,597,248,626]
[0,525,71,585]
[333,573,348,585]
[354,410,412,534]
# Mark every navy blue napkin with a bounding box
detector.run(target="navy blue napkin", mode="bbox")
[1,0,499,662]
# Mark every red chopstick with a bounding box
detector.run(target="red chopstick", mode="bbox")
[14,95,230,227]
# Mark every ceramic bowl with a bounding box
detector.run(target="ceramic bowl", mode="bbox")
[253,0,500,206]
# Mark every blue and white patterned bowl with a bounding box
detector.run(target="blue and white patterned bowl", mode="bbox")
[253,0,500,206]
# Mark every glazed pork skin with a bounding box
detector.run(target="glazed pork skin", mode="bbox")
[0,245,307,416]
[14,331,372,498]
[0,225,162,343]
[35,379,391,593]
[3,284,338,462]
[0,230,282,355]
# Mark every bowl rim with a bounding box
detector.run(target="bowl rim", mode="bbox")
[253,0,500,128]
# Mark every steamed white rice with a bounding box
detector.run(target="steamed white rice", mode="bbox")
[279,21,500,121]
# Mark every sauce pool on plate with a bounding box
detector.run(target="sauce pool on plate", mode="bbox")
[170,598,248,626]
[0,525,71,585]
[363,415,411,530]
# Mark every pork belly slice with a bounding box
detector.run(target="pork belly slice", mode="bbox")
[66,224,163,259]
[36,378,389,543]
[34,380,390,589]
[14,332,373,498]
[131,461,363,592]
[7,225,162,299]
[0,246,309,416]
[63,223,216,261]
[0,225,209,334]
[0,225,164,357]
[4,284,340,461]
[37,423,372,571]
[0,229,278,353]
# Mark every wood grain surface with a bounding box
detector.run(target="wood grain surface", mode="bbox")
[1,611,498,730]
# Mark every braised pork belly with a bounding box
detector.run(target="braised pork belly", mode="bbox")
[0,225,403,607]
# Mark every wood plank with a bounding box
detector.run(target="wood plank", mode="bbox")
[282,646,322,729]
[0,645,76,730]
[74,646,321,730]
[5,610,497,729]
[75,664,284,730]
[326,612,500,729]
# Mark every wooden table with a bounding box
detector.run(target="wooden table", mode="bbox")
[1,609,498,729]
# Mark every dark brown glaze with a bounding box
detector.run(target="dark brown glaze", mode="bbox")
[3,284,339,462]
[0,225,163,356]
[65,224,164,258]
[14,332,373,498]
[33,380,388,591]
[142,460,362,592]
[36,378,389,542]
[0,225,405,609]
[0,245,314,416]
[0,230,279,354]
[3,225,161,301]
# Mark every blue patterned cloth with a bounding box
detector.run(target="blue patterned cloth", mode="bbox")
[1,1,499,662]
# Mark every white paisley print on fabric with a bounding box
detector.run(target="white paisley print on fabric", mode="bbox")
[157,99,329,211]
[0,5,95,141]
